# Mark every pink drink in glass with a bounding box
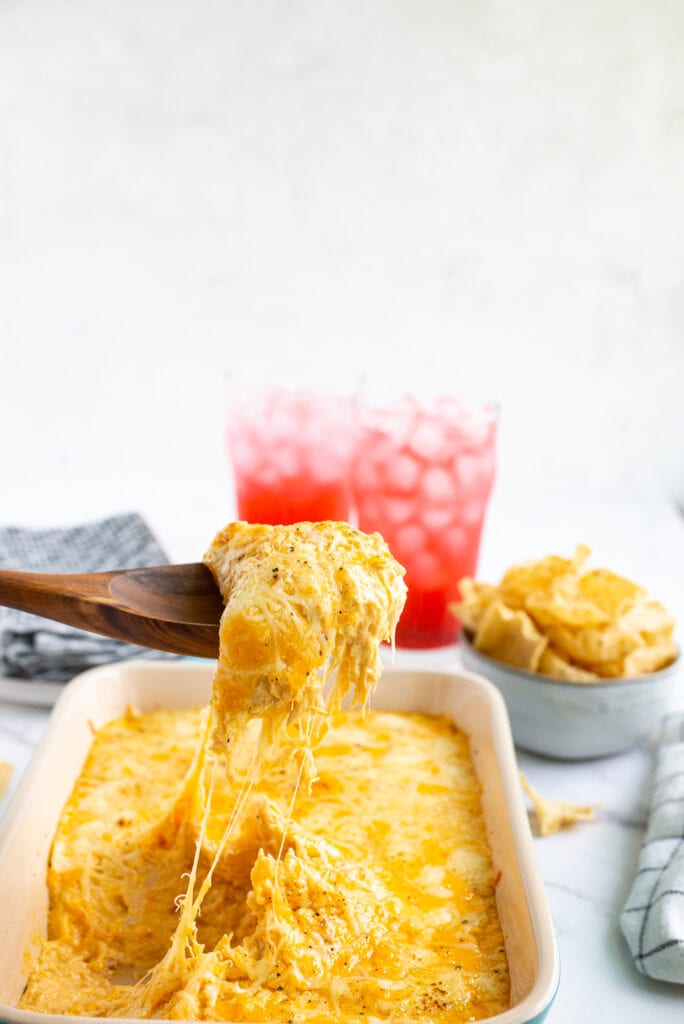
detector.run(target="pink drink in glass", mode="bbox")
[227,388,356,525]
[352,397,497,647]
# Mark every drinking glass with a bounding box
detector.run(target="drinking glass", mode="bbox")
[351,395,498,647]
[226,373,357,526]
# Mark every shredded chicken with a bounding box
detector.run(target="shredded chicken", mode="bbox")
[203,520,407,781]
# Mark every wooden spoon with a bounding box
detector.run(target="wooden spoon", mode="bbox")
[0,564,224,659]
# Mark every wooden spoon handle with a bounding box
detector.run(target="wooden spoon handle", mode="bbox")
[0,568,116,619]
[0,568,221,659]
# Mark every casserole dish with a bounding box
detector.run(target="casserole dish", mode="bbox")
[0,660,559,1023]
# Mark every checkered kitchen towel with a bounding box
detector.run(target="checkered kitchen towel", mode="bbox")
[620,713,684,983]
[0,513,178,682]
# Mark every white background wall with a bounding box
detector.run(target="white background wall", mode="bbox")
[1,0,683,561]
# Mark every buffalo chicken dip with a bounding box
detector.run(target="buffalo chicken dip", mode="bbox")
[20,522,509,1021]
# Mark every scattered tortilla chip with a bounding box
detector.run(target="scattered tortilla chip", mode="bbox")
[520,773,599,837]
[474,599,547,671]
[538,646,599,682]
[0,761,12,800]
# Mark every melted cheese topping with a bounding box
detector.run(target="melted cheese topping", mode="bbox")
[21,707,510,1021]
[203,521,407,780]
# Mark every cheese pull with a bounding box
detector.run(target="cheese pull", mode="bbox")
[203,520,407,778]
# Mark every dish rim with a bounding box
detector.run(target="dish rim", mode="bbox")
[0,659,560,1024]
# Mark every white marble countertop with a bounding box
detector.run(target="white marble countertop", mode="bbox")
[1,494,683,1022]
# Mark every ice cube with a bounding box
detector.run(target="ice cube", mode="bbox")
[439,524,468,562]
[269,404,299,441]
[409,419,450,463]
[459,500,484,527]
[255,464,280,490]
[432,396,466,429]
[358,430,398,478]
[387,451,421,495]
[306,448,343,485]
[422,506,454,534]
[383,496,415,525]
[365,400,419,448]
[421,466,457,505]
[352,458,380,494]
[454,453,481,493]
[456,411,493,450]
[393,523,426,560]
[409,549,445,588]
[327,432,357,463]
[372,437,402,475]
[356,498,385,530]
[226,433,254,471]
[272,443,302,481]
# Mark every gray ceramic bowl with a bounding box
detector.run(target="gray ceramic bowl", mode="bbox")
[459,630,681,759]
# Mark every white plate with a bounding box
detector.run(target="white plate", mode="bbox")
[0,659,559,1023]
[0,656,191,709]
[0,677,62,708]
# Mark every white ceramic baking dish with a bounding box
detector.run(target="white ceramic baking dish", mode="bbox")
[0,660,559,1024]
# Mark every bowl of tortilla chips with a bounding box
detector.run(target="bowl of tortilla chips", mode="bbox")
[454,547,679,759]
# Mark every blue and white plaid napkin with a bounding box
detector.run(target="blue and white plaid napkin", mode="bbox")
[620,712,684,984]
[0,513,177,683]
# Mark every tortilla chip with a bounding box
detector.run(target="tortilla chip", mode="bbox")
[525,580,611,630]
[474,599,547,671]
[577,569,645,618]
[455,547,677,682]
[520,773,599,837]
[545,622,642,667]
[450,577,498,633]
[620,598,675,644]
[538,646,599,682]
[499,555,576,611]
[622,641,678,677]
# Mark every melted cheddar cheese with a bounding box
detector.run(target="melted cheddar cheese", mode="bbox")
[20,521,509,1021]
[203,521,407,780]
[21,707,510,1021]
